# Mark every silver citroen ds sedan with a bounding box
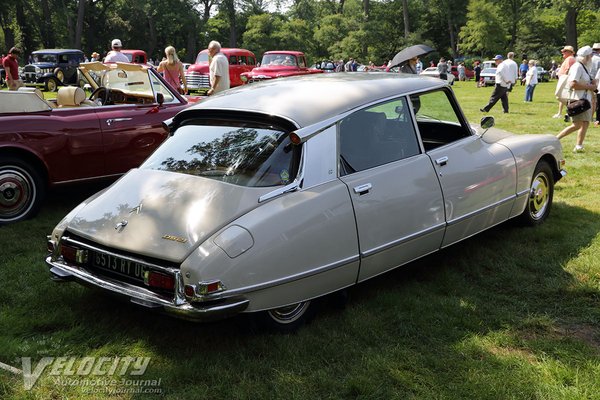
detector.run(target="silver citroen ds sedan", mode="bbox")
[46,73,566,331]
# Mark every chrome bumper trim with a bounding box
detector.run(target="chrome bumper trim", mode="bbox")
[45,257,249,321]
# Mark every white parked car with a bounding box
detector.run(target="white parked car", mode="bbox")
[46,73,566,331]
[420,67,455,84]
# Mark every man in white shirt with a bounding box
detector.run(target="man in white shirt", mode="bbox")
[504,52,519,90]
[480,55,514,113]
[207,41,230,96]
[104,39,129,63]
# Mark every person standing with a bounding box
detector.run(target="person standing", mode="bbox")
[480,55,513,113]
[2,47,24,90]
[400,57,418,74]
[553,45,576,118]
[104,39,129,63]
[519,59,529,85]
[457,63,466,81]
[207,40,229,96]
[437,57,448,81]
[556,46,597,152]
[592,43,600,127]
[157,46,187,95]
[524,60,538,102]
[474,61,481,87]
[504,52,518,90]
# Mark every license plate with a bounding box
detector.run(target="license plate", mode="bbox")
[90,251,147,282]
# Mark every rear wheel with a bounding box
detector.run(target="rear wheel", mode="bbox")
[0,156,46,224]
[518,160,553,226]
[44,77,59,92]
[258,300,314,333]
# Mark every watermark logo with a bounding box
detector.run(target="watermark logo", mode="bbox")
[0,356,160,393]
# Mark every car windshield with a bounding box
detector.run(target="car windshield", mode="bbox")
[195,52,209,63]
[262,54,297,66]
[33,54,57,63]
[482,68,496,74]
[124,53,133,62]
[92,68,152,94]
[141,124,300,187]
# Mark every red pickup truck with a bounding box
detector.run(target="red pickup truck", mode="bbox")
[185,48,257,93]
[240,51,322,83]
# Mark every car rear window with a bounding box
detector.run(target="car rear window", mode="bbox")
[141,124,301,187]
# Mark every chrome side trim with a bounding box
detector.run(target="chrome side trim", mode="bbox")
[196,254,360,301]
[516,188,529,198]
[60,236,177,275]
[258,179,302,203]
[446,195,516,226]
[361,223,446,258]
[53,173,124,185]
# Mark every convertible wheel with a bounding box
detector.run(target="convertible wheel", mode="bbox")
[259,300,314,333]
[0,157,45,224]
[519,160,553,226]
[44,77,59,92]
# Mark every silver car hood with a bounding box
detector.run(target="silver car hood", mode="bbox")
[65,169,272,262]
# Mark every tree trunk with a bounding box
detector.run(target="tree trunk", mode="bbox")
[147,14,157,60]
[75,0,85,49]
[187,28,197,62]
[565,6,578,49]
[447,17,457,58]
[402,0,409,39]
[0,11,16,50]
[339,0,345,13]
[15,1,35,58]
[39,0,56,48]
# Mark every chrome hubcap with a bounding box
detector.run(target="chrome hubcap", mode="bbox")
[528,172,549,220]
[268,301,310,324]
[0,169,32,219]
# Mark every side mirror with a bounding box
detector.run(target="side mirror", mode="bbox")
[156,92,164,106]
[480,116,495,129]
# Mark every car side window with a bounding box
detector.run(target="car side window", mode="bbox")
[59,54,68,64]
[229,56,238,65]
[411,89,471,151]
[248,57,256,66]
[339,97,420,176]
[298,57,307,68]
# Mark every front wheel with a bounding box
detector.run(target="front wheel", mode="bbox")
[0,156,46,224]
[518,160,553,226]
[257,300,314,333]
[44,77,59,92]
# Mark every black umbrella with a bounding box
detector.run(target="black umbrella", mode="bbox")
[389,44,435,69]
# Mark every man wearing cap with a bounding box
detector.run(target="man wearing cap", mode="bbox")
[2,47,24,90]
[592,43,600,126]
[480,54,513,114]
[104,39,129,63]
[553,45,576,118]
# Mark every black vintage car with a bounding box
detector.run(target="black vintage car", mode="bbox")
[21,49,84,91]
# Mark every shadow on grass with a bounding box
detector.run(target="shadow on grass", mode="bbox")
[3,194,600,398]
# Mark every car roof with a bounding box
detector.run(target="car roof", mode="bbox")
[32,49,83,54]
[264,51,305,56]
[181,73,446,128]
[197,48,256,56]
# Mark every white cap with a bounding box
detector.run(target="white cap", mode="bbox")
[593,43,600,50]
[111,39,122,48]
[577,45,592,57]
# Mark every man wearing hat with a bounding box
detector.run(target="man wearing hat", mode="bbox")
[1,47,24,90]
[480,54,514,114]
[104,39,129,63]
[90,52,100,62]
[553,45,576,119]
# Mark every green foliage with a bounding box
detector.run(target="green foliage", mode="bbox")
[459,0,508,57]
[242,13,286,57]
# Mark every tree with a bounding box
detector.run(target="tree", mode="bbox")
[459,0,507,56]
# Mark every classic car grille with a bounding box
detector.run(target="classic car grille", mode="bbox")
[185,73,210,89]
[24,65,37,73]
[59,232,179,295]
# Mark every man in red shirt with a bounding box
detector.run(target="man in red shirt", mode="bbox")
[2,47,24,90]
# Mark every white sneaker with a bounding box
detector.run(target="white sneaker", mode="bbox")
[552,113,561,118]
[573,145,584,153]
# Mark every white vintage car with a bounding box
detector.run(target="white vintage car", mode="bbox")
[46,73,566,331]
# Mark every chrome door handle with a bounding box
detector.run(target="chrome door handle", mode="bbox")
[353,183,372,195]
[106,118,132,126]
[435,156,449,166]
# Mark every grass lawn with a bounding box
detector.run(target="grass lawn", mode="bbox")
[1,80,600,399]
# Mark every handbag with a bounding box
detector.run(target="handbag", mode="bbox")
[555,75,569,101]
[566,98,591,116]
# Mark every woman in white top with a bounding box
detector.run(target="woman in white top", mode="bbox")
[524,60,538,102]
[557,46,598,153]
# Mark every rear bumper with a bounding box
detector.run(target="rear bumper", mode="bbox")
[45,257,249,322]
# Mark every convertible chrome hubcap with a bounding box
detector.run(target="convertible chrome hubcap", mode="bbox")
[268,301,310,324]
[0,170,31,218]
[528,173,549,220]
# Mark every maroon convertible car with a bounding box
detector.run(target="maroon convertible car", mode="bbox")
[0,62,200,224]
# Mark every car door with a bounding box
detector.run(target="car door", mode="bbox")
[412,89,517,247]
[96,73,185,176]
[338,97,446,283]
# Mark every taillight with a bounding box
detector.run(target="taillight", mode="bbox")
[144,271,175,290]
[197,280,225,295]
[60,244,88,264]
